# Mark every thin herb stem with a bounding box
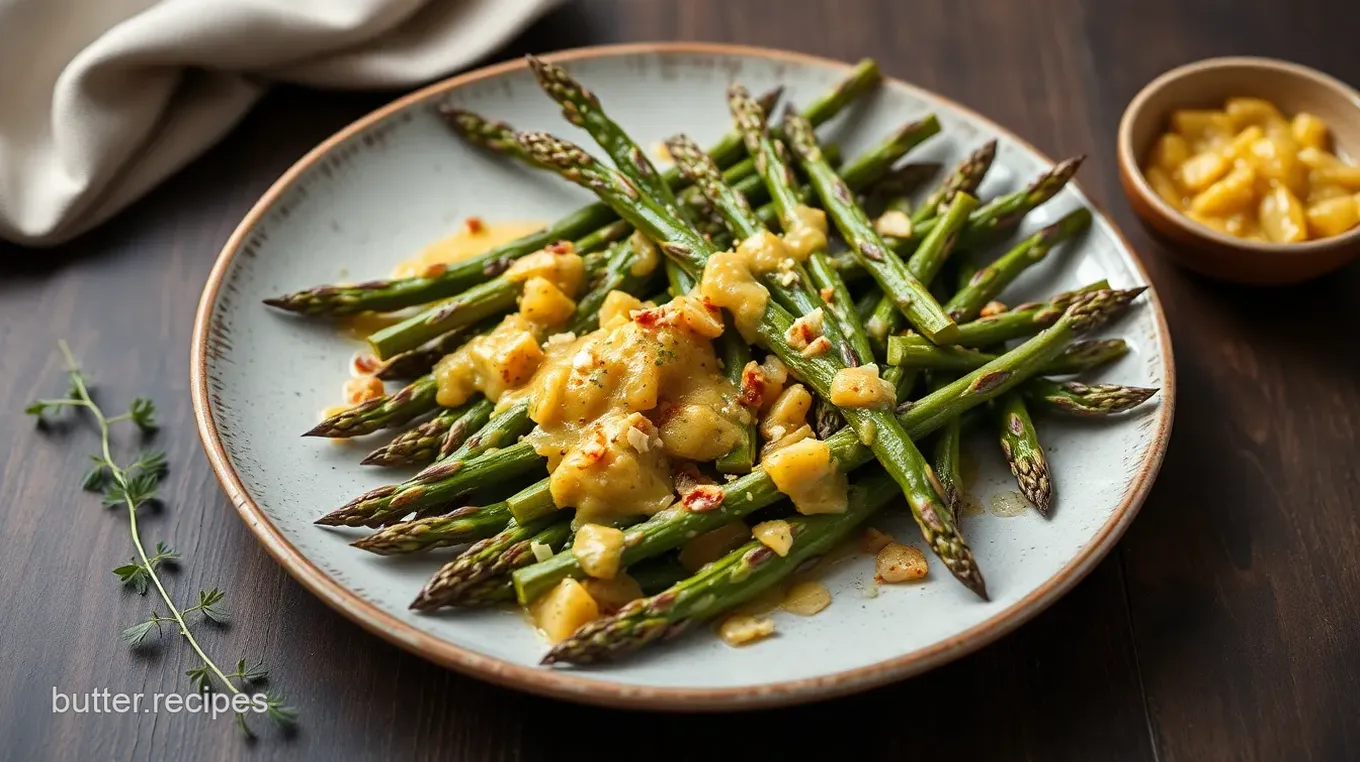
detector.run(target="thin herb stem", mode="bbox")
[56,343,245,703]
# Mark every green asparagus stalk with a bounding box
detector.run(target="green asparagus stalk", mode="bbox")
[928,375,964,522]
[372,322,482,381]
[998,393,1052,514]
[913,140,997,224]
[366,269,524,360]
[320,240,663,526]
[897,157,1086,254]
[865,162,944,203]
[540,471,897,665]
[782,109,959,344]
[361,405,462,467]
[530,56,684,211]
[506,480,556,524]
[864,192,977,352]
[512,289,1139,604]
[886,280,1129,350]
[808,252,875,364]
[597,128,982,596]
[263,79,804,319]
[715,329,758,474]
[351,500,516,555]
[315,401,536,527]
[410,515,572,609]
[888,337,1130,374]
[944,208,1092,322]
[664,134,858,365]
[727,83,878,364]
[1023,379,1160,416]
[305,375,438,438]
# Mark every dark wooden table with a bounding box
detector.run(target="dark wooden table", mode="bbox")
[3,1,1358,759]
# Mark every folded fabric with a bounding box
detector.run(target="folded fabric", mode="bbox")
[0,0,558,247]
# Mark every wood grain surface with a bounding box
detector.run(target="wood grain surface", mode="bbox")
[2,1,1357,759]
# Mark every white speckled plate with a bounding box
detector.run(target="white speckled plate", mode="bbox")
[192,43,1175,710]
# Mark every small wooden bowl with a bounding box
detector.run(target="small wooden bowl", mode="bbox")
[1117,57,1360,284]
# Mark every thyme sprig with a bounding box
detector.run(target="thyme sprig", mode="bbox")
[27,342,298,737]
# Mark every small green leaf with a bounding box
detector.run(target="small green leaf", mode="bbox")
[197,589,228,624]
[25,401,54,419]
[129,398,158,433]
[120,617,161,647]
[131,450,168,479]
[186,665,215,693]
[234,658,269,684]
[151,541,180,566]
[83,463,108,492]
[264,692,299,729]
[112,561,150,595]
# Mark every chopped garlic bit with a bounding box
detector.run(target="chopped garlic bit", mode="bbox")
[530,540,554,563]
[979,300,1009,318]
[718,614,776,646]
[752,519,794,556]
[875,542,928,583]
[625,423,653,453]
[874,209,914,239]
[783,580,832,616]
[546,331,577,347]
[800,335,832,358]
[784,308,825,351]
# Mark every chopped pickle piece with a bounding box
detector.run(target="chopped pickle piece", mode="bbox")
[752,519,794,557]
[1190,162,1257,217]
[1144,166,1184,208]
[519,276,576,327]
[531,578,601,643]
[1291,112,1330,151]
[582,573,644,614]
[573,523,626,579]
[1305,196,1360,238]
[783,205,829,259]
[1142,97,1360,242]
[599,290,646,328]
[504,246,586,296]
[762,437,848,515]
[1150,132,1191,173]
[759,384,813,442]
[432,314,543,407]
[1176,151,1229,193]
[1259,186,1308,243]
[829,363,896,408]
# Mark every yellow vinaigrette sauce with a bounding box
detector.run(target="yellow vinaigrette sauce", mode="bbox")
[1143,98,1360,242]
[417,216,877,645]
[327,218,547,411]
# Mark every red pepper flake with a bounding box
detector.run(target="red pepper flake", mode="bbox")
[681,485,725,512]
[464,216,486,234]
[351,352,380,375]
[545,240,575,255]
[739,362,768,408]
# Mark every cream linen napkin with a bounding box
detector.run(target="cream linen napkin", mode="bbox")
[0,0,558,247]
